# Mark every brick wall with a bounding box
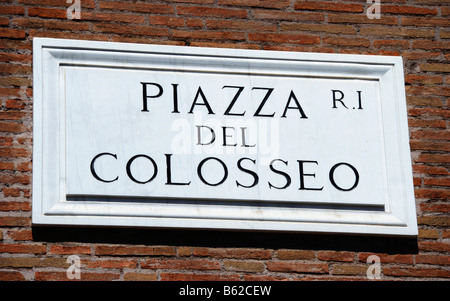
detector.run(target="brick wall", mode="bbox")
[0,0,448,281]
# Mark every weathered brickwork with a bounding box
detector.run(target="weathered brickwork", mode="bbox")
[0,0,448,281]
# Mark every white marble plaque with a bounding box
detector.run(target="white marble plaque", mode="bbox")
[32,38,417,236]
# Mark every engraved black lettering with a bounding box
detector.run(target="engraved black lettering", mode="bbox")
[223,86,245,116]
[281,90,308,118]
[141,82,163,112]
[236,158,259,188]
[188,87,215,114]
[253,87,275,117]
[90,152,118,183]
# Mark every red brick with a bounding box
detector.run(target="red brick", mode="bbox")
[0,243,46,254]
[244,275,289,281]
[0,147,30,158]
[382,5,437,16]
[206,19,277,32]
[413,165,448,175]
[185,18,203,28]
[35,271,121,281]
[218,0,290,9]
[0,5,25,15]
[360,26,434,38]
[405,75,443,85]
[402,51,441,60]
[419,241,450,252]
[18,0,95,7]
[7,229,32,241]
[414,188,449,200]
[417,216,450,227]
[444,230,450,239]
[410,140,450,151]
[409,120,447,131]
[401,16,450,27]
[142,259,220,270]
[0,216,31,226]
[281,23,356,35]
[0,162,14,170]
[332,264,367,276]
[264,45,334,53]
[0,64,31,75]
[359,253,413,264]
[0,271,25,281]
[374,40,410,49]
[249,33,319,44]
[0,16,8,25]
[253,10,324,21]
[317,251,355,262]
[415,255,450,265]
[0,122,26,133]
[99,1,174,14]
[407,95,443,107]
[418,229,439,239]
[412,40,450,50]
[294,1,363,13]
[328,13,397,25]
[302,275,365,281]
[190,42,259,50]
[17,162,31,172]
[0,74,31,87]
[0,52,31,64]
[323,37,370,47]
[50,245,91,255]
[0,112,28,120]
[84,259,137,269]
[420,63,450,73]
[443,7,450,16]
[149,16,185,27]
[93,24,169,37]
[424,178,450,187]
[223,260,265,272]
[416,154,450,164]
[408,108,450,119]
[124,272,157,281]
[28,30,109,42]
[80,12,146,24]
[28,7,67,19]
[0,137,13,146]
[5,99,26,109]
[0,28,26,39]
[267,262,328,274]
[12,18,90,31]
[2,187,21,197]
[95,245,176,256]
[172,30,246,41]
[410,130,450,141]
[0,39,31,51]
[177,6,247,18]
[0,174,31,184]
[419,203,450,213]
[276,249,315,260]
[383,267,450,278]
[161,272,240,281]
[192,247,271,259]
[0,201,31,211]
[0,257,68,268]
